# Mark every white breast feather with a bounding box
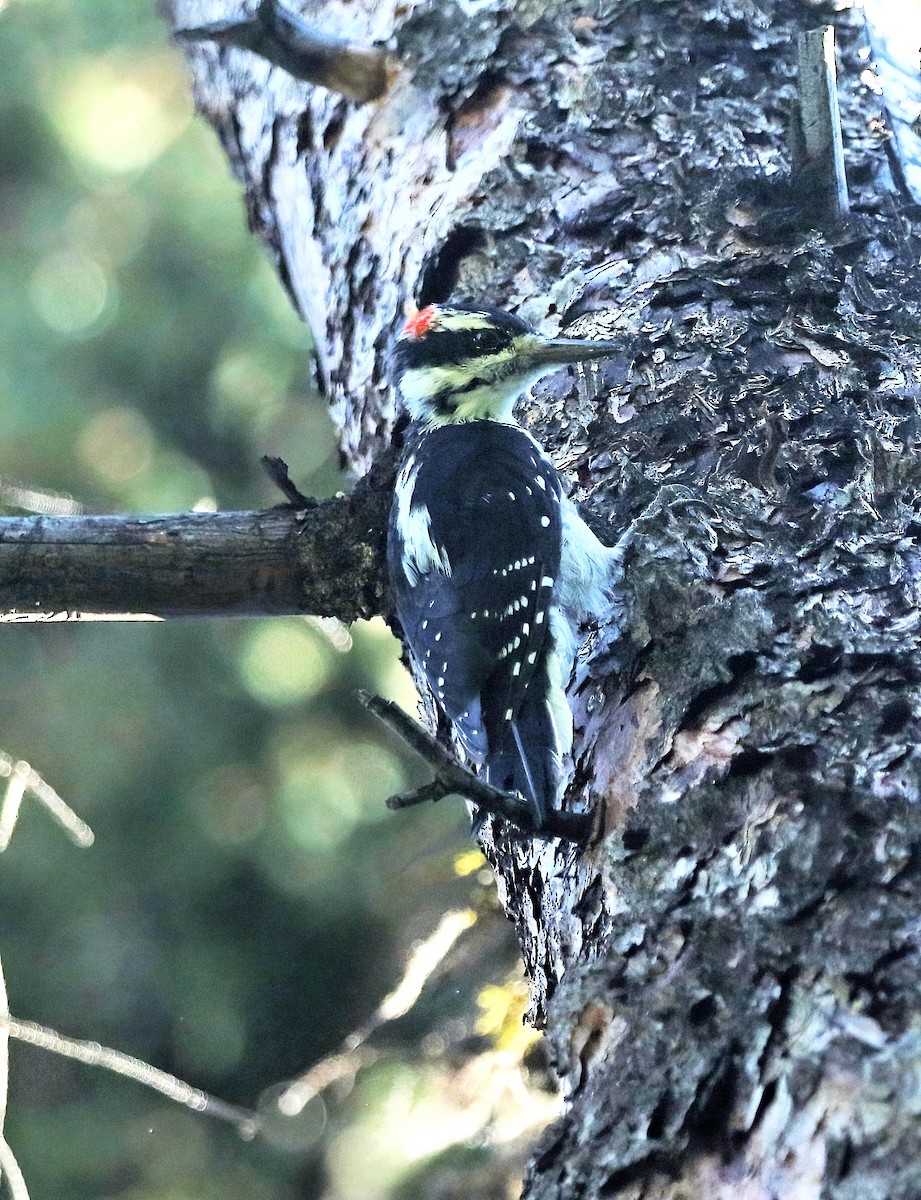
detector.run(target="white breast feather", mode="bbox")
[557,498,622,623]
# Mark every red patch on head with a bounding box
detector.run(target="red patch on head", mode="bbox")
[402,305,437,338]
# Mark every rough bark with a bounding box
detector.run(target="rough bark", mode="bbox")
[166,0,921,1196]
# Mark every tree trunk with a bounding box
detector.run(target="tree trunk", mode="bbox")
[166,0,921,1194]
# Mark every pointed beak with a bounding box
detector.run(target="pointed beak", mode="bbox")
[518,333,621,369]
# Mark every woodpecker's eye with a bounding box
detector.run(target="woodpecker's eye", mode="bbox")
[472,328,504,354]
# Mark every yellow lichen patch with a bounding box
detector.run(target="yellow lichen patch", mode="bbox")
[476,980,539,1056]
[454,848,487,877]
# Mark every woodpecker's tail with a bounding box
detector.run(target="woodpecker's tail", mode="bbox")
[483,651,572,827]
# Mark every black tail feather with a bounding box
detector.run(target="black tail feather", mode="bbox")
[483,687,563,828]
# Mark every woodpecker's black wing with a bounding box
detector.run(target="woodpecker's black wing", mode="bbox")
[387,421,565,819]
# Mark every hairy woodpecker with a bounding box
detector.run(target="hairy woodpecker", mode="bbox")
[387,303,623,829]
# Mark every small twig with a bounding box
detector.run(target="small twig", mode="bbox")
[275,1047,380,1118]
[0,957,8,1195]
[0,1135,29,1200]
[791,26,850,224]
[385,780,447,810]
[0,756,94,852]
[175,0,389,105]
[261,456,312,509]
[360,693,594,843]
[5,1017,260,1140]
[0,477,80,517]
[276,907,476,1116]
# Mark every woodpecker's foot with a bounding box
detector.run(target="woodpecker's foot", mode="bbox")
[261,456,313,509]
[361,693,594,844]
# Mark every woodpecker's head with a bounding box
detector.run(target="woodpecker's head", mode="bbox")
[392,304,620,426]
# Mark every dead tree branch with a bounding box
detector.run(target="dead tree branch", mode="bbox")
[0,480,389,622]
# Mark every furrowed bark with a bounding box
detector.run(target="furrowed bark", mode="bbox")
[165,1,921,1196]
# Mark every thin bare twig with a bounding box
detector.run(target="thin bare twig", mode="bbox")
[5,1018,260,1139]
[0,1135,29,1200]
[276,907,476,1116]
[0,756,93,851]
[261,455,312,508]
[361,693,595,843]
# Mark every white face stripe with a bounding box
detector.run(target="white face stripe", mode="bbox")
[397,333,556,425]
[398,347,521,424]
[428,311,497,333]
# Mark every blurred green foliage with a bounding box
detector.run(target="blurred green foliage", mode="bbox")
[0,1,544,1196]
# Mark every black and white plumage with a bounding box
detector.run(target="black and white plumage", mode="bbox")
[387,304,622,829]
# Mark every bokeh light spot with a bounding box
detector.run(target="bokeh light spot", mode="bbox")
[52,57,191,174]
[64,189,151,264]
[29,248,110,336]
[359,616,421,714]
[277,762,362,853]
[239,621,331,706]
[210,349,284,425]
[77,405,154,484]
[258,1086,327,1152]
[192,763,269,847]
